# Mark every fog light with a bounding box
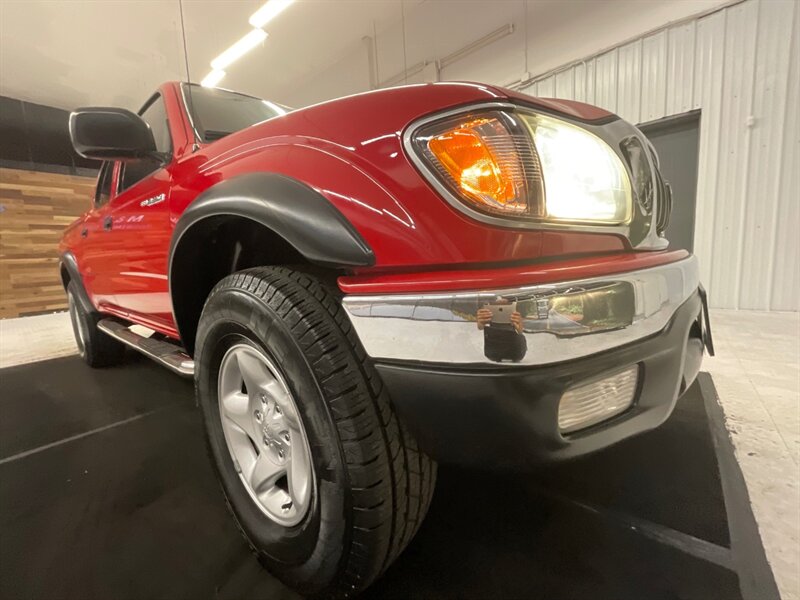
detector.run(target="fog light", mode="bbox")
[558,366,639,434]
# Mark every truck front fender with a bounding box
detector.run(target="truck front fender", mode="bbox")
[168,172,374,353]
[169,172,374,270]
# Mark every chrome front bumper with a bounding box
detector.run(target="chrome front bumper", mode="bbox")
[342,256,700,367]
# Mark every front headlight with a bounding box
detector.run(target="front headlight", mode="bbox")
[522,113,632,224]
[409,108,632,226]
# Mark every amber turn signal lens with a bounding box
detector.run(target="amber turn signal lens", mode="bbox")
[428,119,516,208]
[424,117,533,214]
[413,111,545,218]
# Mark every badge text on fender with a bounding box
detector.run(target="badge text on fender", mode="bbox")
[140,193,166,207]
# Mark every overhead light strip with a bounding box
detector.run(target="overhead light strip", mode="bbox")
[249,0,295,28]
[210,28,268,71]
[200,0,295,89]
[201,69,226,88]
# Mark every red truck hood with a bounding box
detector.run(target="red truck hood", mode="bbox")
[198,82,615,161]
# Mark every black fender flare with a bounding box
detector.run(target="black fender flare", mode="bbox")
[168,172,375,352]
[168,172,374,273]
[59,251,95,314]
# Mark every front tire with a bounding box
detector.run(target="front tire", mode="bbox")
[195,267,436,598]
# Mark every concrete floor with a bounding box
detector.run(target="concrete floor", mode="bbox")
[1,309,798,599]
[703,310,800,600]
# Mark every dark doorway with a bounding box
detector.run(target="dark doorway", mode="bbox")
[639,110,701,253]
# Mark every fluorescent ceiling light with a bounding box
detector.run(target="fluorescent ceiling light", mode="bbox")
[201,70,226,88]
[210,28,268,71]
[249,0,294,28]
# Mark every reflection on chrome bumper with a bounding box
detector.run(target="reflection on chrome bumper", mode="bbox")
[342,256,700,366]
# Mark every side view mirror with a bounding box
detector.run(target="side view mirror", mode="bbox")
[69,107,157,161]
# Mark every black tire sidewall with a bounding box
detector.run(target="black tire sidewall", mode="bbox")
[195,285,351,590]
[67,282,95,362]
[67,281,125,367]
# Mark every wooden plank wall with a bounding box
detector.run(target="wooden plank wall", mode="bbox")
[0,167,95,318]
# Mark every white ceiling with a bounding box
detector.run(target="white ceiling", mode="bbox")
[0,0,730,112]
[0,0,408,111]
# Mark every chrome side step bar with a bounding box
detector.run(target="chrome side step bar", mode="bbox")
[97,318,194,377]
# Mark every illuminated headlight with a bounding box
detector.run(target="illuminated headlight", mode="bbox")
[522,114,632,223]
[409,109,633,225]
[558,366,639,434]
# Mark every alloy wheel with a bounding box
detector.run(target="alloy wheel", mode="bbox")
[217,343,313,526]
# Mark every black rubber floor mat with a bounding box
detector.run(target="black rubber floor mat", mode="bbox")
[0,351,191,458]
[0,356,775,599]
[533,378,731,548]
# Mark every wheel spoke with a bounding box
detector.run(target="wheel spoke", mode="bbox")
[236,349,271,394]
[221,391,256,439]
[249,453,285,492]
[258,486,292,516]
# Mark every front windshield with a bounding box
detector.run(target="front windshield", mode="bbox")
[183,84,290,143]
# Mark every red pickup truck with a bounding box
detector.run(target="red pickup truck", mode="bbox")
[60,81,712,597]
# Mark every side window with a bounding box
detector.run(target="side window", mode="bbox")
[118,94,172,193]
[144,94,171,154]
[95,162,113,206]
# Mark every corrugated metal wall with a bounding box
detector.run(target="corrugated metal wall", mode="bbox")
[522,0,799,311]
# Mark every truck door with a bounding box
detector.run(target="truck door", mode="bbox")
[100,93,175,331]
[76,161,117,310]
